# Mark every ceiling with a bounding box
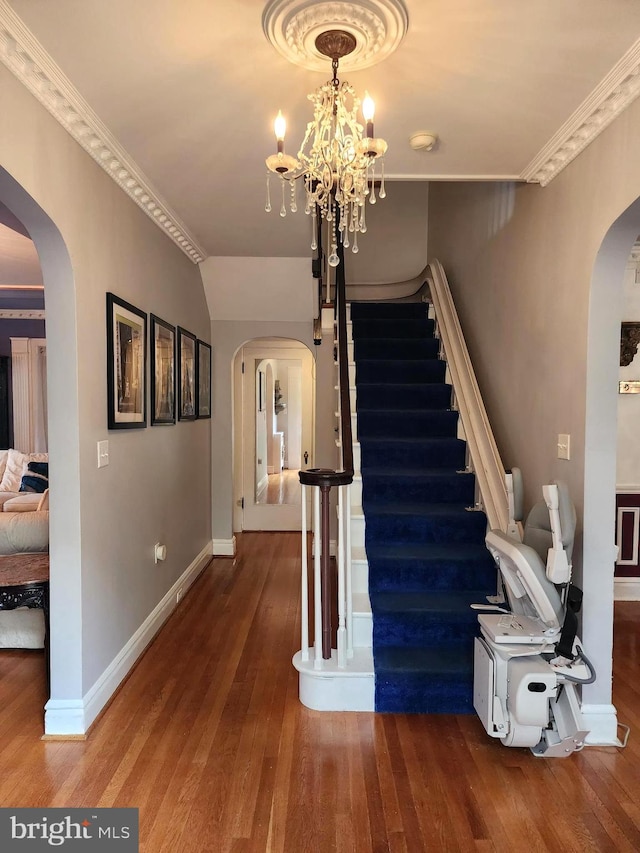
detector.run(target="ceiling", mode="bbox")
[3,0,640,265]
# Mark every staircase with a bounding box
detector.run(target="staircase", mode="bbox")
[350,301,496,713]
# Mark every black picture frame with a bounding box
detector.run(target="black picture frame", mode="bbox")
[196,340,212,419]
[178,326,197,420]
[106,292,147,429]
[150,315,176,425]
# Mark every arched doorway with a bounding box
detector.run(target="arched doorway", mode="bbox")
[233,337,315,531]
[583,195,640,743]
[0,165,80,731]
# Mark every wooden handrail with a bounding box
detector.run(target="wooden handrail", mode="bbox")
[427,259,509,532]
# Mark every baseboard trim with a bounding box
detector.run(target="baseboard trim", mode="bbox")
[44,541,213,736]
[582,703,621,746]
[614,578,640,600]
[213,536,236,557]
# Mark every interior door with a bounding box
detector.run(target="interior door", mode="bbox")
[240,341,314,531]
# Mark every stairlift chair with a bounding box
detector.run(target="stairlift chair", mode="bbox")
[473,470,595,757]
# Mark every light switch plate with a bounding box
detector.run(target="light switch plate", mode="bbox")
[557,434,570,461]
[97,439,109,468]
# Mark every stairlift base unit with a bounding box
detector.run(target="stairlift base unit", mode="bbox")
[474,631,589,757]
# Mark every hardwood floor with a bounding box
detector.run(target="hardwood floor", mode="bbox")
[256,469,301,505]
[1,533,640,851]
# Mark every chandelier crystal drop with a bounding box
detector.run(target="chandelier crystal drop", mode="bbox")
[264,30,388,264]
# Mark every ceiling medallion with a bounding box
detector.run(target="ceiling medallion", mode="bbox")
[262,0,409,72]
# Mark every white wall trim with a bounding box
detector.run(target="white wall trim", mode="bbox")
[213,536,236,556]
[582,704,621,746]
[614,577,640,600]
[44,541,213,735]
[522,38,640,186]
[0,1,205,265]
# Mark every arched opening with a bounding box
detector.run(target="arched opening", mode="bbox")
[232,337,315,532]
[583,195,640,742]
[0,165,81,732]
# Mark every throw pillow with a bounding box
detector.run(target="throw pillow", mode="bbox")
[0,449,28,492]
[19,461,49,493]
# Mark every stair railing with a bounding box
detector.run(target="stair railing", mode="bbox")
[299,209,354,669]
[426,259,509,533]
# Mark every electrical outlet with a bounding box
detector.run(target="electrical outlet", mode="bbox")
[176,587,183,604]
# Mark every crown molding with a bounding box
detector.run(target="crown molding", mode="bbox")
[0,309,45,319]
[0,1,206,264]
[522,38,640,186]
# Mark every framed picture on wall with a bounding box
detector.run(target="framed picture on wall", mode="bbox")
[178,326,197,420]
[150,315,176,425]
[197,340,212,419]
[106,292,147,429]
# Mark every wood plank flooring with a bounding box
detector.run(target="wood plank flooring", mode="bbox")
[1,532,640,851]
[256,470,301,505]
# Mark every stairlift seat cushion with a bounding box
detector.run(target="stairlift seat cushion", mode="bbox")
[485,530,564,628]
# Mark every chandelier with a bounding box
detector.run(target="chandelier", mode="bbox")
[265,30,387,267]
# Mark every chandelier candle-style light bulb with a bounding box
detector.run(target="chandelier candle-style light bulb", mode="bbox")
[362,91,375,137]
[274,110,286,152]
[263,29,388,265]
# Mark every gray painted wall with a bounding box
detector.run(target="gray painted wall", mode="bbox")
[428,94,640,713]
[0,62,211,727]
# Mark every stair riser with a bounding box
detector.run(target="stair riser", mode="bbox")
[357,410,459,439]
[351,515,365,548]
[353,612,373,648]
[354,339,440,361]
[356,384,452,410]
[375,676,474,714]
[365,511,487,545]
[367,558,496,593]
[361,474,475,505]
[350,303,428,321]
[352,319,435,339]
[360,440,466,470]
[352,558,369,593]
[356,360,446,384]
[373,616,478,648]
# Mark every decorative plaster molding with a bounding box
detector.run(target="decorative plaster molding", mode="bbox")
[0,309,45,319]
[522,38,640,186]
[0,1,205,264]
[263,0,408,72]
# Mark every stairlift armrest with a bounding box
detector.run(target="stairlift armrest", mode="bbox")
[546,547,570,585]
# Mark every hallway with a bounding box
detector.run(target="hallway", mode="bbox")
[1,532,640,851]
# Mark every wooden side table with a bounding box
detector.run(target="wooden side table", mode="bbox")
[0,553,50,687]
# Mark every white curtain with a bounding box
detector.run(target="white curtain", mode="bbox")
[33,344,48,452]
